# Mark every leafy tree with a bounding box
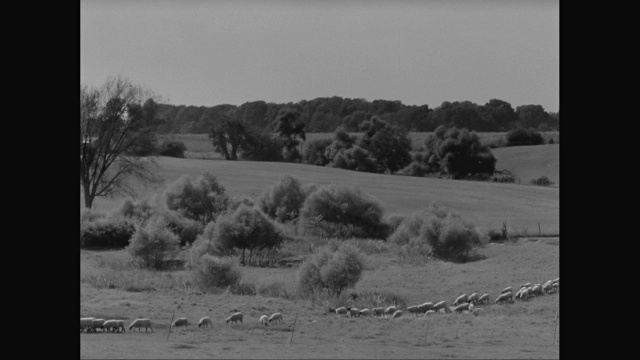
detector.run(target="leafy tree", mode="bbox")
[209,116,249,160]
[297,244,364,297]
[239,131,285,162]
[258,175,308,223]
[127,216,180,269]
[80,77,162,209]
[163,172,229,224]
[506,128,544,146]
[516,104,550,129]
[481,99,518,131]
[302,138,333,166]
[359,116,412,174]
[274,108,306,162]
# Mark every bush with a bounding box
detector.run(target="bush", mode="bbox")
[191,254,241,291]
[257,175,308,223]
[110,197,156,223]
[227,195,255,213]
[81,216,136,249]
[299,185,387,239]
[297,243,365,297]
[164,172,229,224]
[127,217,180,269]
[506,128,544,146]
[239,131,285,162]
[302,138,333,166]
[530,176,554,186]
[158,140,187,158]
[126,133,158,156]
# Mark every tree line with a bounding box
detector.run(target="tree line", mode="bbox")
[153,97,559,134]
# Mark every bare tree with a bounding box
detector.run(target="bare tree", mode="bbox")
[80,76,162,209]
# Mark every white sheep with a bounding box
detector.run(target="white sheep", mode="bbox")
[128,318,154,332]
[102,320,118,332]
[495,292,513,304]
[469,303,475,314]
[477,294,490,304]
[391,310,403,318]
[198,317,212,328]
[424,310,436,316]
[384,306,398,317]
[116,320,126,333]
[531,285,543,296]
[468,293,479,304]
[502,287,513,294]
[372,307,385,317]
[335,307,348,316]
[407,305,421,317]
[433,301,451,313]
[552,277,559,284]
[520,288,530,301]
[226,312,243,325]
[92,319,106,332]
[521,282,532,289]
[346,308,360,317]
[452,303,471,314]
[418,302,434,314]
[259,315,269,327]
[358,309,371,317]
[80,317,95,332]
[171,317,189,330]
[454,294,468,306]
[542,282,554,294]
[268,312,283,324]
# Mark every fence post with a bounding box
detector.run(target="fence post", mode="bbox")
[538,223,542,236]
[289,313,298,346]
[167,308,177,341]
[424,315,431,345]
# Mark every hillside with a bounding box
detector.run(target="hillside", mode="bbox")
[492,144,559,186]
[85,156,559,234]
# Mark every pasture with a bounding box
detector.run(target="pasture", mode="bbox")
[80,237,560,359]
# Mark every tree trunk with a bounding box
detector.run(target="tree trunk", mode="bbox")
[249,248,253,266]
[241,248,245,266]
[82,181,94,209]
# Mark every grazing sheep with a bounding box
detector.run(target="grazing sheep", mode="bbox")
[385,306,398,317]
[502,287,512,294]
[495,292,513,304]
[552,277,559,284]
[198,317,212,328]
[552,282,559,291]
[542,282,554,294]
[226,312,243,325]
[452,303,472,314]
[433,301,451,313]
[391,310,403,318]
[407,305,421,317]
[335,307,348,316]
[347,308,360,317]
[359,309,371,317]
[454,294,468,306]
[103,320,118,332]
[418,302,434,314]
[259,315,269,327]
[92,319,106,332]
[469,303,475,314]
[477,294,490,304]
[268,313,283,324]
[424,310,436,316]
[171,318,189,330]
[128,318,153,332]
[521,282,531,289]
[80,317,95,332]
[531,285,543,296]
[468,293,479,304]
[116,320,126,333]
[372,307,385,317]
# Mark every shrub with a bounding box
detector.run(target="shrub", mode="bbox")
[127,217,180,269]
[506,128,544,146]
[81,217,136,249]
[227,195,255,212]
[299,185,387,239]
[191,254,241,291]
[297,243,365,297]
[530,176,554,186]
[239,131,285,162]
[302,138,333,166]
[126,133,158,156]
[110,197,156,223]
[164,172,229,224]
[158,140,187,158]
[258,175,308,223]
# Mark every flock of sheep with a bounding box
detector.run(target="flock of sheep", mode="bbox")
[80,277,558,334]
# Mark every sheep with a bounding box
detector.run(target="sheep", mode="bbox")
[385,306,398,317]
[346,308,360,317]
[102,320,118,332]
[198,317,212,328]
[92,319,106,332]
[128,318,153,332]
[502,287,512,294]
[451,303,471,314]
[359,309,371,317]
[407,305,421,317]
[469,303,475,314]
[552,277,559,285]
[477,294,490,304]
[521,282,531,289]
[468,293,479,304]
[433,301,451,313]
[80,317,95,332]
[495,292,513,304]
[171,318,189,330]
[542,282,555,294]
[335,307,348,316]
[268,312,283,325]
[531,285,543,296]
[259,315,269,327]
[418,302,434,314]
[391,310,403,318]
[372,307,385,317]
[116,320,126,333]
[454,294,468,306]
[226,312,243,325]
[424,310,436,316]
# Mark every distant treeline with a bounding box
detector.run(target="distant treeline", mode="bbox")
[153,97,559,134]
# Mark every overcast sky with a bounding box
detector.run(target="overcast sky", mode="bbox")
[81,0,559,112]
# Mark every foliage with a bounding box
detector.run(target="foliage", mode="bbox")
[257,175,308,223]
[506,128,544,146]
[299,185,387,239]
[209,116,249,160]
[530,176,554,186]
[191,254,241,291]
[302,138,333,166]
[359,116,413,173]
[274,108,306,162]
[158,140,187,158]
[80,216,136,249]
[297,243,365,297]
[239,131,285,162]
[164,172,229,224]
[127,216,180,269]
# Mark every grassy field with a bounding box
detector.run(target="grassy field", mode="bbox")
[80,237,560,359]
[492,144,559,186]
[83,156,559,234]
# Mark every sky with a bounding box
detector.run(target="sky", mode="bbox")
[80,0,559,112]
